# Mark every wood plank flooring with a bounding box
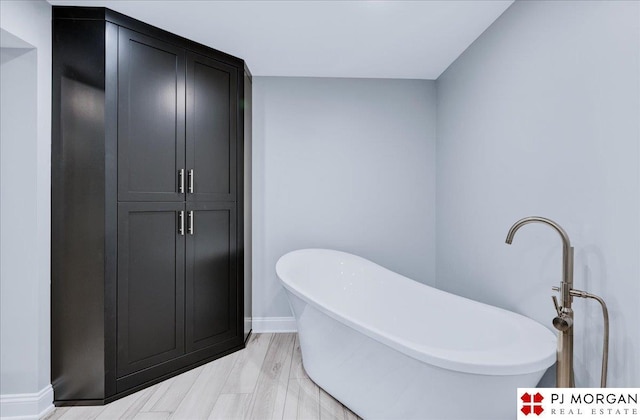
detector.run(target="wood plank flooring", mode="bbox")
[45,334,361,420]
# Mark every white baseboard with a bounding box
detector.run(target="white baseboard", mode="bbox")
[0,384,54,420]
[252,316,297,333]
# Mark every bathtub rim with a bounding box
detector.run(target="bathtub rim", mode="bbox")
[276,248,557,376]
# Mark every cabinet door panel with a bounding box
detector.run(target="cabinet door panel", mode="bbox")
[186,202,238,353]
[117,202,185,377]
[118,28,185,201]
[186,52,237,202]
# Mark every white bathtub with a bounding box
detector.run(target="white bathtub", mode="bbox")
[276,249,556,420]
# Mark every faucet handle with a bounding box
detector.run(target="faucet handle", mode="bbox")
[552,286,560,292]
[552,295,562,316]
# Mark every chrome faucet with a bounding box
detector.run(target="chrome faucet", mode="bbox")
[506,216,575,387]
[505,216,609,388]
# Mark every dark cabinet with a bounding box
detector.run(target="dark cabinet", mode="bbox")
[117,28,186,202]
[117,35,238,203]
[185,202,238,353]
[187,53,238,202]
[52,6,252,405]
[116,203,186,377]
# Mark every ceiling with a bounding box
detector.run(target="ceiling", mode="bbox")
[48,0,513,79]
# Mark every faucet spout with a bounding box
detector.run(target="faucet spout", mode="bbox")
[505,216,574,307]
[505,216,571,250]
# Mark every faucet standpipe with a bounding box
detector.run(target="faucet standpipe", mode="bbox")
[552,286,610,387]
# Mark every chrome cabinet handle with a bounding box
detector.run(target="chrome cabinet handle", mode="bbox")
[188,169,194,193]
[179,211,185,235]
[188,211,194,235]
[179,169,185,193]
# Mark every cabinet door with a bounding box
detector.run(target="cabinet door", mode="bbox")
[117,202,185,377]
[118,28,186,202]
[185,202,238,354]
[186,52,237,202]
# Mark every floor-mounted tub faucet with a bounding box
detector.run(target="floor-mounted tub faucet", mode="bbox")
[505,216,609,388]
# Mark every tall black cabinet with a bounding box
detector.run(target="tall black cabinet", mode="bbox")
[52,7,252,405]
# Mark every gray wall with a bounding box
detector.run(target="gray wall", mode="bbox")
[1,38,38,394]
[0,0,52,415]
[253,77,437,321]
[436,0,639,386]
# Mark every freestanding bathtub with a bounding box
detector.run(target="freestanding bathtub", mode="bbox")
[276,249,556,420]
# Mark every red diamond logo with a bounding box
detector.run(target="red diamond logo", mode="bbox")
[521,392,544,416]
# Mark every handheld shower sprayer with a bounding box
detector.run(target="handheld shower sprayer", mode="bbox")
[552,294,572,332]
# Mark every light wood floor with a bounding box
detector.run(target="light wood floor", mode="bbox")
[45,333,361,420]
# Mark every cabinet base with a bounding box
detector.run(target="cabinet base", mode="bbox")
[53,342,246,407]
